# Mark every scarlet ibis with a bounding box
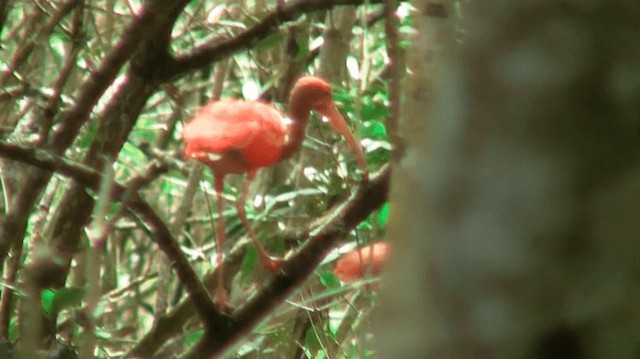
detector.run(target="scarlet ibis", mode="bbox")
[333,242,389,283]
[183,76,368,306]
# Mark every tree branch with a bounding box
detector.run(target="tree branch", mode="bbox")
[0,0,12,38]
[184,166,390,358]
[0,140,390,358]
[167,0,384,80]
[0,141,224,330]
[0,0,190,266]
[48,0,189,153]
[38,0,85,143]
[0,0,79,86]
[127,240,247,358]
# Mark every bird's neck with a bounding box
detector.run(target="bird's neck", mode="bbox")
[278,105,310,161]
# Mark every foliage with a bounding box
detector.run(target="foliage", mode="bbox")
[0,0,404,357]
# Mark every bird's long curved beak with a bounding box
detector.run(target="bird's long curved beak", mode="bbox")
[321,103,368,177]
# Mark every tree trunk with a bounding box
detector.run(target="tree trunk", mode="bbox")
[377,0,640,357]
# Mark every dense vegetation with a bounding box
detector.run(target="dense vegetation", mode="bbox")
[0,0,401,357]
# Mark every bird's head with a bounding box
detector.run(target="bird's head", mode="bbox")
[289,76,334,114]
[289,75,368,177]
[289,76,346,130]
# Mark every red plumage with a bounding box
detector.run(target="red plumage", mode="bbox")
[182,76,368,309]
[183,100,287,173]
[334,242,390,283]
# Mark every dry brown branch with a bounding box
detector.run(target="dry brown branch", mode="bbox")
[0,141,390,357]
[0,0,192,270]
[0,141,222,330]
[183,167,389,358]
[168,0,384,80]
[0,0,393,354]
[0,0,80,86]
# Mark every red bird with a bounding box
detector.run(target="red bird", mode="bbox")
[333,242,390,283]
[183,76,368,306]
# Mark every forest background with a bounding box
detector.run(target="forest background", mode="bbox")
[1,0,639,358]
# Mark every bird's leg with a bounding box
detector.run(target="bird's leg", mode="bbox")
[237,170,283,272]
[214,175,228,309]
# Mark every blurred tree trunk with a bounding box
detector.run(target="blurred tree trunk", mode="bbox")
[377,0,640,358]
[318,8,356,83]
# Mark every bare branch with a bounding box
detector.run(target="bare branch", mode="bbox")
[0,141,223,330]
[38,0,86,143]
[0,0,12,38]
[0,0,80,86]
[48,0,189,153]
[168,0,384,80]
[0,139,390,358]
[184,167,390,358]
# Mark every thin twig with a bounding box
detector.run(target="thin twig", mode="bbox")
[0,141,223,330]
[0,140,390,358]
[0,0,13,41]
[168,0,385,80]
[154,164,202,321]
[39,0,85,144]
[183,166,390,358]
[0,0,191,269]
[80,158,115,359]
[48,0,189,153]
[0,0,79,86]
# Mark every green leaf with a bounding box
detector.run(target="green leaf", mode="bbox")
[364,144,391,166]
[9,317,18,340]
[76,122,99,149]
[377,203,390,228]
[240,246,259,281]
[361,102,390,124]
[41,289,55,318]
[121,142,146,164]
[255,33,283,51]
[357,219,373,231]
[131,117,160,143]
[184,328,205,348]
[42,287,86,319]
[361,121,387,138]
[51,286,85,316]
[106,201,123,221]
[94,326,112,340]
[399,24,416,35]
[295,33,310,61]
[318,270,340,290]
[49,32,67,62]
[332,89,352,104]
[305,327,321,354]
[94,300,109,319]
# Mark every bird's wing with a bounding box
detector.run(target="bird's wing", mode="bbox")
[183,100,284,155]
